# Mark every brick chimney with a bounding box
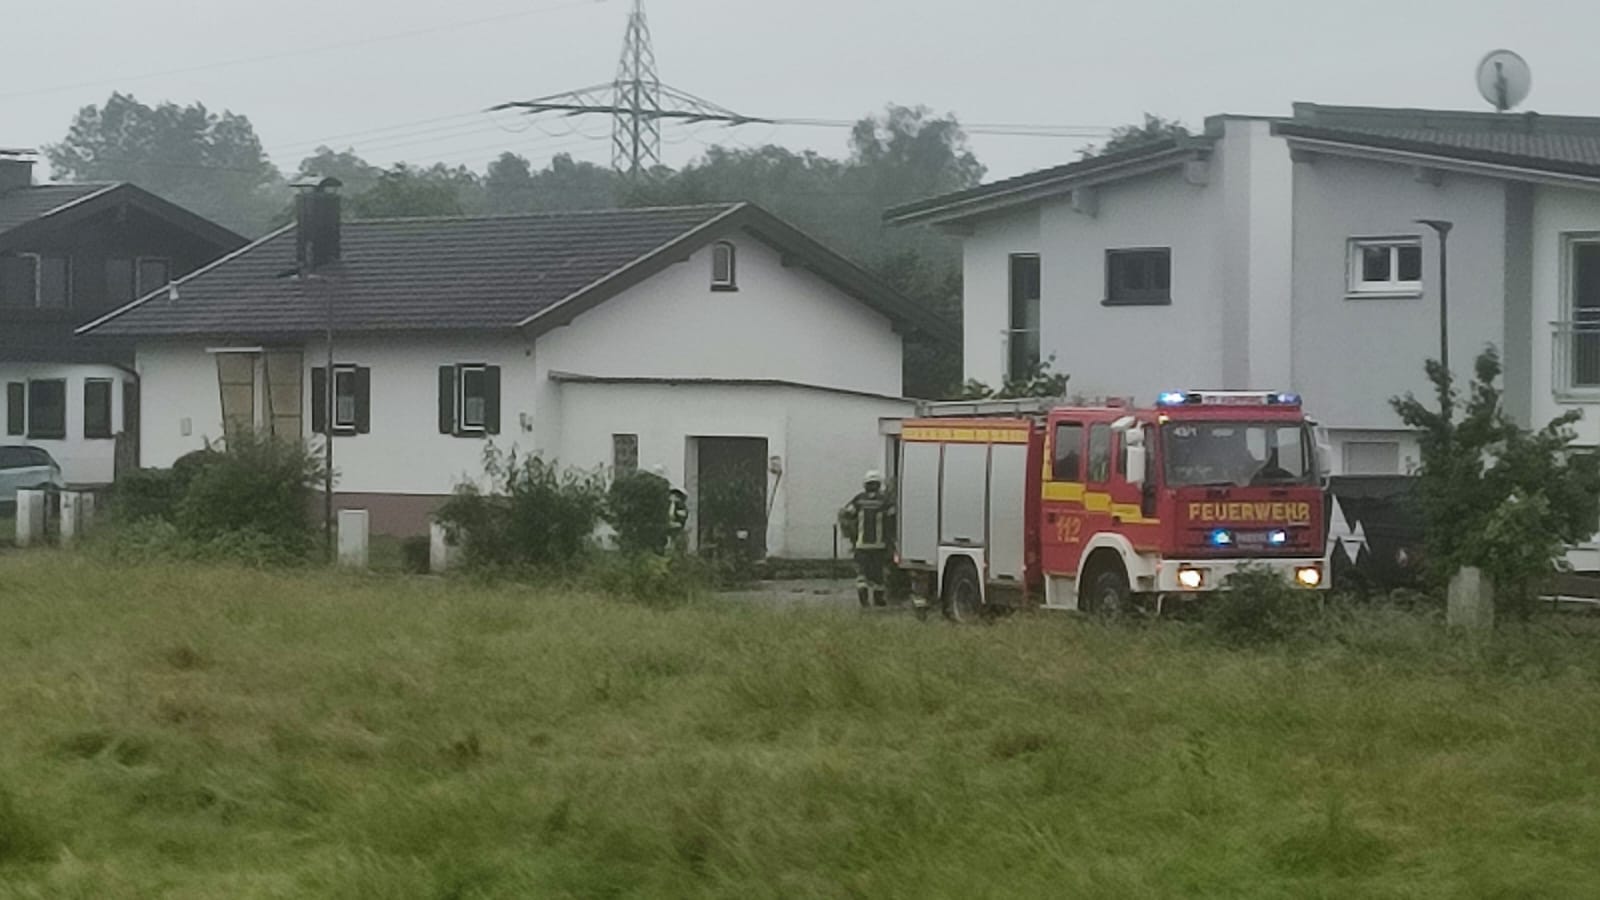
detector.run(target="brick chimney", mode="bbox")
[292,174,343,273]
[0,150,34,192]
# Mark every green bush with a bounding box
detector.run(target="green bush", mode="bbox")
[607,471,674,555]
[102,434,321,567]
[436,447,606,572]
[112,448,221,524]
[587,553,712,608]
[1205,567,1318,646]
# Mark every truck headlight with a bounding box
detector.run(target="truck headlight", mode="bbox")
[1177,568,1205,590]
[1294,566,1322,588]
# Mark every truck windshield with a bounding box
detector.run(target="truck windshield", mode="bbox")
[1161,421,1314,488]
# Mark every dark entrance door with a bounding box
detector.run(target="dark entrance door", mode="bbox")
[115,379,140,478]
[696,436,769,559]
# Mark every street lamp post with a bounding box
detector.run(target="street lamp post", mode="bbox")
[1416,218,1454,413]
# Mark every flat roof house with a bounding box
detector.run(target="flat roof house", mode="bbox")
[0,152,246,485]
[80,194,952,557]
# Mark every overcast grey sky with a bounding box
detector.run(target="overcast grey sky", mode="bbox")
[4,0,1596,183]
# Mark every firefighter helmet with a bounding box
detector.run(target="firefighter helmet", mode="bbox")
[864,469,884,486]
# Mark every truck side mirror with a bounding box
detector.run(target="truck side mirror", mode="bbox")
[1125,445,1147,486]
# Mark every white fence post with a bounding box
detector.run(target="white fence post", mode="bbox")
[429,521,456,573]
[59,491,82,548]
[15,489,46,548]
[337,509,369,569]
[1447,566,1495,632]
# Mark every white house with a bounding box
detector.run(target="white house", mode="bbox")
[79,193,952,557]
[887,103,1600,479]
[0,152,245,485]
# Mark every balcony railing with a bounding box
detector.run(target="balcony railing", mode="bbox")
[1553,316,1600,397]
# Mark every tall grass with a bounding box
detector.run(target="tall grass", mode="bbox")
[1,551,1599,897]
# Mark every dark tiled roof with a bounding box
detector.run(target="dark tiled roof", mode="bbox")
[81,203,956,343]
[1275,104,1600,178]
[884,138,1210,225]
[0,183,115,233]
[86,205,738,337]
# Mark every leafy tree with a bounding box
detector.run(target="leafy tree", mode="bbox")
[1391,347,1600,618]
[1080,113,1191,159]
[348,163,479,219]
[296,146,384,199]
[484,152,619,214]
[956,354,1069,400]
[47,92,287,236]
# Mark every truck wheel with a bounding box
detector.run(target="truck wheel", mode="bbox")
[1085,569,1132,618]
[942,561,983,624]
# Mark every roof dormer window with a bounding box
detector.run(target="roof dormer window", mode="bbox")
[711,241,737,291]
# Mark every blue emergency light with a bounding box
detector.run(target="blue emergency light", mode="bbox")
[1209,529,1235,547]
[1157,390,1301,407]
[1268,529,1290,546]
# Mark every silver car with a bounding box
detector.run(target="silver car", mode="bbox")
[0,446,64,510]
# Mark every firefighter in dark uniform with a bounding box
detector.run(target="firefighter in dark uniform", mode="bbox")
[839,470,894,608]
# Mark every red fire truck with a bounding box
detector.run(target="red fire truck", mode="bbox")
[893,390,1331,619]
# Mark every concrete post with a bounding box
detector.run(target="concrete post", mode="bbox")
[429,521,456,574]
[14,489,45,548]
[59,491,82,548]
[337,509,369,569]
[1447,566,1495,632]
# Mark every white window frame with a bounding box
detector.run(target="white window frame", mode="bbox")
[331,364,359,432]
[457,364,488,433]
[1347,237,1423,297]
[711,241,737,291]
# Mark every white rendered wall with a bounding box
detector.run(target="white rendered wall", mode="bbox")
[0,362,129,485]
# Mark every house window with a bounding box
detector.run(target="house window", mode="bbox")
[1566,238,1600,389]
[334,367,358,430]
[310,364,370,435]
[1342,441,1401,476]
[1105,248,1171,305]
[5,382,23,436]
[106,257,170,304]
[38,256,69,309]
[139,258,171,296]
[26,379,66,440]
[1348,238,1422,296]
[1087,423,1112,483]
[0,254,69,309]
[1052,421,1084,481]
[613,434,639,476]
[1008,254,1040,379]
[711,241,737,291]
[83,379,113,439]
[437,364,501,437]
[106,258,135,305]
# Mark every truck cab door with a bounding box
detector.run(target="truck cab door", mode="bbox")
[1041,418,1086,576]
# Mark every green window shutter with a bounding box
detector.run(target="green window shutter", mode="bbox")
[355,367,371,435]
[438,366,456,434]
[310,367,327,435]
[484,366,501,435]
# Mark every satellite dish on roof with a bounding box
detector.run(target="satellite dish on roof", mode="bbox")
[1476,49,1531,112]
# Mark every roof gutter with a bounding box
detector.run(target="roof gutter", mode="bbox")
[885,145,1204,227]
[1280,134,1600,192]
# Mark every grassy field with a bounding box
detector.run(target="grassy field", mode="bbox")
[2,554,1600,898]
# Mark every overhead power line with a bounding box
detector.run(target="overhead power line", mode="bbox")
[0,0,609,102]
